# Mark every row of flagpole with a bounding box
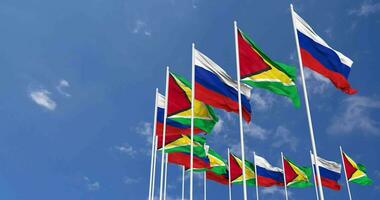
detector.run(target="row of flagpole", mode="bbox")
[145,4,351,200]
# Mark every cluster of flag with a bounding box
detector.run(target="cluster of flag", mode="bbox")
[147,5,371,200]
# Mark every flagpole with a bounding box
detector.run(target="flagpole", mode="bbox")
[204,171,207,200]
[234,20,248,200]
[182,166,185,200]
[228,148,232,200]
[159,66,170,200]
[190,42,195,200]
[281,152,289,200]
[310,151,320,200]
[163,153,168,200]
[340,146,353,200]
[253,152,259,200]
[152,135,158,200]
[290,4,324,200]
[148,89,159,200]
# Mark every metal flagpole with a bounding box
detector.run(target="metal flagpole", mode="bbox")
[152,135,158,200]
[233,20,248,200]
[281,152,289,200]
[310,151,320,200]
[204,171,207,200]
[159,67,170,200]
[340,146,353,200]
[148,89,159,200]
[190,43,195,200]
[228,148,232,200]
[253,152,259,200]
[182,166,185,200]
[163,153,168,200]
[290,4,325,200]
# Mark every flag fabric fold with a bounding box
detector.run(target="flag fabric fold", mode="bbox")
[283,156,313,188]
[167,72,219,134]
[237,28,301,107]
[254,154,284,187]
[342,151,372,185]
[311,154,342,190]
[229,153,256,186]
[292,10,357,94]
[194,48,252,122]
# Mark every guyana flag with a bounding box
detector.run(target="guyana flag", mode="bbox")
[206,170,229,185]
[207,148,227,175]
[167,72,218,133]
[283,156,313,188]
[237,28,301,107]
[229,153,256,186]
[159,135,207,158]
[342,151,372,185]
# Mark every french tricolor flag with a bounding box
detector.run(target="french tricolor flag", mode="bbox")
[311,154,342,190]
[194,49,252,122]
[293,10,357,94]
[156,93,202,137]
[254,154,284,187]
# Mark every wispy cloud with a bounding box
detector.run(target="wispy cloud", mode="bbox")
[328,96,380,135]
[124,176,140,184]
[251,92,275,111]
[349,1,380,16]
[29,89,57,111]
[271,126,299,151]
[83,176,100,191]
[213,118,224,134]
[56,79,71,97]
[136,122,153,143]
[132,20,151,36]
[244,123,269,140]
[113,143,137,157]
[261,187,291,197]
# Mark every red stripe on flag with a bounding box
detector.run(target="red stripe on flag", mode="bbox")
[257,176,284,187]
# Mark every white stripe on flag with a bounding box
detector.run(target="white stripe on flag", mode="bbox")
[310,153,341,174]
[157,93,165,108]
[254,154,283,172]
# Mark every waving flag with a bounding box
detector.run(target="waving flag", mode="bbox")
[158,135,207,158]
[237,28,301,107]
[283,156,313,188]
[167,72,219,133]
[311,154,342,190]
[255,154,284,187]
[229,153,256,186]
[206,170,229,185]
[194,48,252,122]
[156,93,203,136]
[168,152,210,170]
[341,151,372,185]
[292,10,357,94]
[207,148,227,175]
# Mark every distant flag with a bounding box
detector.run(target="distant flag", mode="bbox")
[169,152,210,170]
[206,170,229,185]
[283,156,313,188]
[254,154,284,187]
[156,93,203,137]
[311,153,342,190]
[341,151,372,185]
[167,72,219,133]
[229,153,256,186]
[207,148,228,175]
[158,135,207,158]
[194,48,252,122]
[292,10,357,94]
[237,28,301,107]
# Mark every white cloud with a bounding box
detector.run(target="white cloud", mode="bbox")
[29,89,57,111]
[213,118,224,134]
[271,126,299,151]
[56,79,71,97]
[349,1,380,16]
[83,176,100,191]
[261,187,291,197]
[124,176,140,184]
[114,143,137,157]
[132,20,151,36]
[244,123,269,140]
[136,122,153,143]
[251,92,275,111]
[302,68,330,94]
[328,96,380,135]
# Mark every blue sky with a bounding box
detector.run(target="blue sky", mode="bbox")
[0,0,379,199]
